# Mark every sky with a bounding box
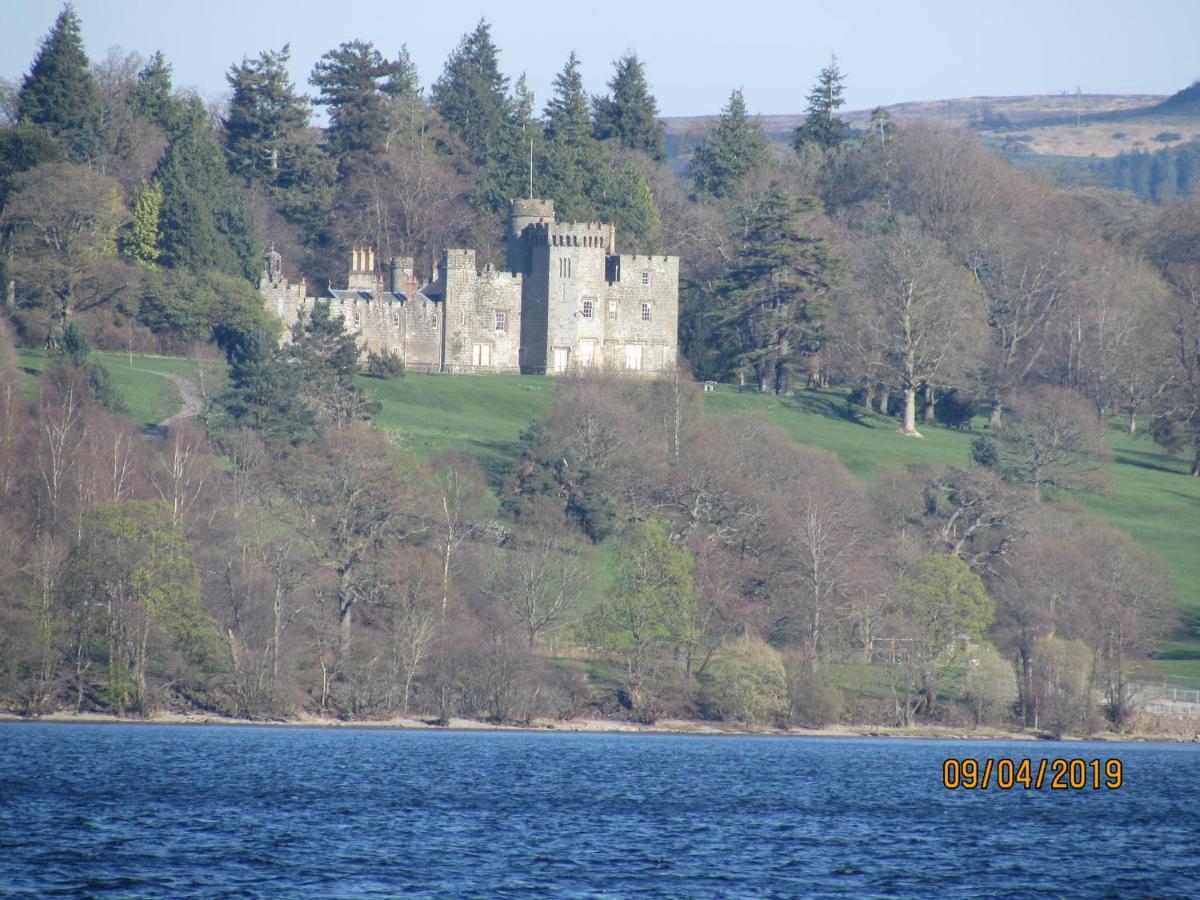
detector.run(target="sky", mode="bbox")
[3,0,1198,118]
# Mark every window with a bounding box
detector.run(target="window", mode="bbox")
[495,310,507,332]
[625,343,642,371]
[553,347,570,373]
[579,340,595,367]
[472,343,492,367]
[641,302,652,322]
[641,271,651,286]
[391,312,400,329]
[608,301,618,321]
[581,299,594,319]
[559,258,572,278]
[458,308,466,326]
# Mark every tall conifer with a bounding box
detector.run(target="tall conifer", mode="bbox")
[17,4,103,162]
[687,88,768,198]
[225,45,310,186]
[593,53,666,160]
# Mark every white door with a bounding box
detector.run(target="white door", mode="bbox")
[625,343,642,371]
[579,340,595,368]
[473,343,491,367]
[553,347,569,373]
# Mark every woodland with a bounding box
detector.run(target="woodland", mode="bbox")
[1,7,1198,735]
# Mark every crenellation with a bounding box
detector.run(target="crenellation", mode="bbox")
[262,197,678,376]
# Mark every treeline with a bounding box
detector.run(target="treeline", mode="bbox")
[0,314,1175,733]
[2,8,1200,732]
[1090,138,1200,201]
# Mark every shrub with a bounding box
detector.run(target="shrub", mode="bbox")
[935,388,975,429]
[701,637,788,725]
[784,659,844,727]
[367,349,405,379]
[971,434,999,468]
[961,643,1018,726]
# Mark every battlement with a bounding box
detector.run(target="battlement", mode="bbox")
[546,221,615,250]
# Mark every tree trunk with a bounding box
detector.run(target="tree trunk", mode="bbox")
[899,387,922,437]
[923,383,936,425]
[876,386,889,415]
[863,383,875,411]
[1126,409,1136,436]
[1192,447,1200,477]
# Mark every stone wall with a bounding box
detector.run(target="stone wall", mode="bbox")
[442,250,524,373]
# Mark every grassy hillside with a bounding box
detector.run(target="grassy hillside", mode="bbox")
[17,353,1200,683]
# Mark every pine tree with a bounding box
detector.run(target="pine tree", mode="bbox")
[310,40,404,157]
[592,52,665,160]
[793,56,849,152]
[714,192,838,393]
[17,4,103,162]
[544,52,591,147]
[224,45,310,186]
[127,50,179,133]
[431,21,515,159]
[687,88,768,198]
[431,20,524,211]
[155,96,258,280]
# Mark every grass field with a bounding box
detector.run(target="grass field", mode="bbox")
[14,352,1200,682]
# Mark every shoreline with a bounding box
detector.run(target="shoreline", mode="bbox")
[2,710,1194,743]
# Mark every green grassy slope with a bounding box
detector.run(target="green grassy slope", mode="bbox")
[15,354,1199,682]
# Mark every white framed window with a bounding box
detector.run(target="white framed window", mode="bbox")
[641,271,651,286]
[582,299,594,319]
[391,312,400,329]
[579,339,595,367]
[495,310,507,332]
[472,343,492,366]
[553,347,570,373]
[641,302,652,322]
[625,343,642,371]
[608,301,618,321]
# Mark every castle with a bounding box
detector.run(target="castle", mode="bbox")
[260,199,679,375]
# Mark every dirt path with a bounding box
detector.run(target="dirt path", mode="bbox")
[130,368,202,434]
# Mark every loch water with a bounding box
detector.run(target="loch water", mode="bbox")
[0,724,1197,897]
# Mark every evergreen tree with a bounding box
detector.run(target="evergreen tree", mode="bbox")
[17,4,103,162]
[121,178,162,267]
[224,45,310,186]
[592,52,666,160]
[210,329,319,446]
[310,40,404,157]
[155,96,258,280]
[511,73,536,129]
[793,56,849,152]
[714,191,838,393]
[431,20,523,212]
[544,52,591,147]
[687,88,768,198]
[127,50,179,133]
[290,300,379,427]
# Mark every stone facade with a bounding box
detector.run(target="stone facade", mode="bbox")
[260,199,679,375]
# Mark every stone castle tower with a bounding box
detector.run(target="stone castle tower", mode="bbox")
[261,199,679,375]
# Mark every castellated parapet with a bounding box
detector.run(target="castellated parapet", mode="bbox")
[261,198,679,376]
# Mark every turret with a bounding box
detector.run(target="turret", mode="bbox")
[507,198,555,274]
